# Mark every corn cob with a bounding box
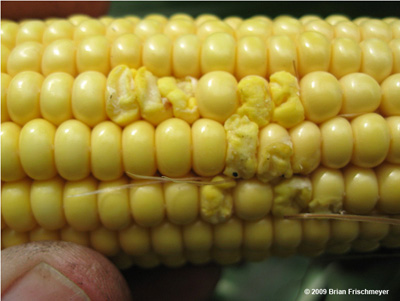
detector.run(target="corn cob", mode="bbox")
[1,14,400,269]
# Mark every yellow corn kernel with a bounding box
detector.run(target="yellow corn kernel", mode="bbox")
[224,16,243,30]
[360,38,393,83]
[273,218,302,256]
[155,118,191,177]
[1,20,19,49]
[343,166,379,214]
[145,14,168,26]
[236,36,268,79]
[106,19,134,41]
[389,39,400,73]
[320,117,353,169]
[76,35,110,75]
[197,20,234,41]
[152,222,183,256]
[2,229,29,249]
[196,71,239,123]
[339,73,381,115]
[142,34,172,77]
[29,228,60,242]
[183,220,213,253]
[212,249,241,265]
[196,14,220,27]
[16,20,45,44]
[243,217,273,252]
[110,34,142,69]
[172,34,201,78]
[163,19,196,41]
[214,217,243,250]
[297,31,331,77]
[272,176,312,216]
[40,72,74,125]
[236,18,272,40]
[309,167,344,213]
[386,116,400,164]
[170,13,194,22]
[329,220,359,245]
[303,19,334,40]
[129,182,165,227]
[376,163,400,214]
[325,15,349,26]
[273,16,303,39]
[353,17,370,26]
[134,19,163,40]
[380,73,400,116]
[41,39,77,77]
[300,71,343,123]
[164,182,198,225]
[71,71,107,127]
[90,226,120,257]
[0,122,26,182]
[7,41,43,76]
[298,220,330,256]
[42,20,74,45]
[119,224,151,256]
[290,121,321,175]
[68,14,90,26]
[360,19,392,42]
[330,38,362,78]
[105,65,140,126]
[1,44,10,73]
[60,226,90,246]
[201,32,236,74]
[358,221,390,242]
[233,179,273,221]
[19,119,57,180]
[30,176,66,230]
[267,35,297,76]
[334,20,361,42]
[351,113,390,168]
[391,20,400,38]
[74,19,106,42]
[1,73,11,122]
[257,123,293,182]
[2,179,37,232]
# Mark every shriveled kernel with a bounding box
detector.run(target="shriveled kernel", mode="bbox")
[236,18,272,40]
[76,35,110,75]
[74,19,106,42]
[16,20,45,44]
[41,39,77,76]
[330,38,362,78]
[233,179,273,221]
[60,226,90,247]
[269,71,304,128]
[31,177,66,230]
[386,116,400,164]
[192,119,226,176]
[267,35,297,76]
[197,20,234,41]
[42,20,74,45]
[360,19,392,42]
[134,19,163,40]
[214,217,243,250]
[196,71,238,123]
[119,224,151,256]
[164,182,198,225]
[106,65,140,126]
[343,166,379,214]
[106,19,134,41]
[19,119,57,180]
[156,118,191,177]
[201,32,236,74]
[123,121,157,177]
[1,73,11,122]
[172,34,201,78]
[40,72,74,125]
[91,121,123,181]
[7,42,43,76]
[257,123,293,182]
[130,182,165,227]
[142,34,172,77]
[1,122,26,182]
[272,176,312,216]
[90,227,120,257]
[290,121,321,175]
[236,36,268,79]
[334,20,361,42]
[380,74,400,116]
[339,73,381,116]
[376,164,400,214]
[360,38,393,83]
[351,113,390,168]
[300,71,343,123]
[152,222,183,255]
[309,167,344,213]
[297,31,331,77]
[110,34,142,69]
[2,179,37,232]
[72,71,107,127]
[63,177,100,231]
[320,117,353,168]
[243,218,273,251]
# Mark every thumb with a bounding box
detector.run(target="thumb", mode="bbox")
[1,241,132,301]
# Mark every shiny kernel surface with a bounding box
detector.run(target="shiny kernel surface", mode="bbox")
[386,116,400,164]
[42,20,74,45]
[376,164,400,214]
[1,45,10,73]
[351,113,390,168]
[196,71,238,123]
[360,19,392,42]
[201,32,236,74]
[236,19,272,40]
[7,41,43,76]
[106,19,133,41]
[16,20,45,44]
[1,20,19,49]
[267,35,297,76]
[74,19,106,42]
[19,119,57,180]
[155,118,191,177]
[330,38,362,78]
[76,35,110,75]
[304,19,334,39]
[197,20,234,41]
[236,36,267,79]
[40,72,74,125]
[380,73,400,116]
[143,34,172,77]
[300,71,343,123]
[163,19,196,41]
[110,34,142,69]
[172,34,201,78]
[41,39,76,76]
[390,39,400,73]
[1,73,12,122]
[55,120,91,181]
[134,19,163,40]
[164,182,198,225]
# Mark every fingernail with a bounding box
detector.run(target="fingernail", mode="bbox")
[3,262,90,301]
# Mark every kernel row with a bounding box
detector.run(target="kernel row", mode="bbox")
[2,29,400,81]
[2,14,399,51]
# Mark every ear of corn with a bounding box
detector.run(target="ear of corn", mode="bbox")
[1,14,400,269]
